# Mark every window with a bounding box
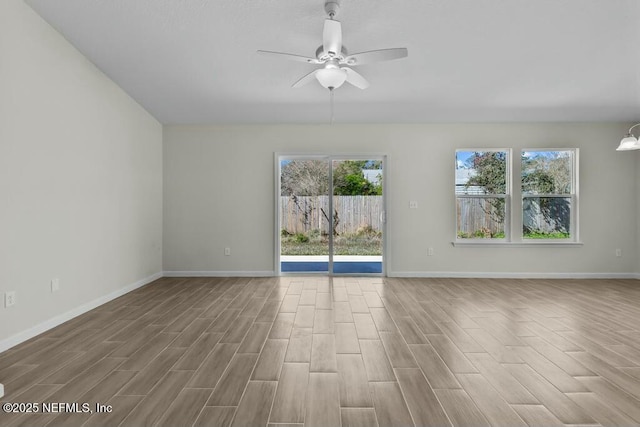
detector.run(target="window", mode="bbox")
[522,150,576,240]
[454,148,578,243]
[455,150,509,239]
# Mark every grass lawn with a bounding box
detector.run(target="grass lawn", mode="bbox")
[523,231,571,239]
[281,233,382,256]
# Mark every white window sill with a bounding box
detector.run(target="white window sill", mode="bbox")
[452,240,583,248]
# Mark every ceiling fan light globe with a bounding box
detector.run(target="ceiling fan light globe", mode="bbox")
[616,135,639,151]
[316,68,347,89]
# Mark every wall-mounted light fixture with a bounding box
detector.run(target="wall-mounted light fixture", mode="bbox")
[617,123,640,151]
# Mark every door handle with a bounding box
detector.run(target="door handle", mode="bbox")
[380,211,386,223]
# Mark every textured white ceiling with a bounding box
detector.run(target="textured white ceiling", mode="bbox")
[25,0,640,124]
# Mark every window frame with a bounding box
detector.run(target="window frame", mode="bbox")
[520,148,579,243]
[453,147,580,246]
[454,149,511,242]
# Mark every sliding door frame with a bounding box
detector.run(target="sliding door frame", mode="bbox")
[274,152,387,276]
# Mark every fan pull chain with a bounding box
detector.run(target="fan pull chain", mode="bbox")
[330,88,335,124]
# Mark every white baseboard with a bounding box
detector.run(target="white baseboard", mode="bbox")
[165,271,639,280]
[163,271,275,277]
[0,272,163,354]
[388,271,640,279]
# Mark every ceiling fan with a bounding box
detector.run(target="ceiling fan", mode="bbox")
[258,1,408,91]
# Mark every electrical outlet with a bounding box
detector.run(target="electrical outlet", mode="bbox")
[615,248,622,257]
[5,291,16,308]
[51,278,60,293]
[409,201,418,209]
[427,247,434,256]
[224,247,231,256]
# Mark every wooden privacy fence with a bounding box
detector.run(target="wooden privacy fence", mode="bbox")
[456,198,504,236]
[281,196,383,235]
[457,197,570,236]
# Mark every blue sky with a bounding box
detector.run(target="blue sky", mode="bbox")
[456,150,563,170]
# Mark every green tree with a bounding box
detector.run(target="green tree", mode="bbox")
[333,161,382,195]
[522,152,571,194]
[465,152,507,194]
[463,152,507,228]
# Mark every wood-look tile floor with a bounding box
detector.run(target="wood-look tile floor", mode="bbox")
[2,276,640,426]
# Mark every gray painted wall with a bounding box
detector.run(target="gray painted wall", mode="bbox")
[0,0,163,345]
[164,123,638,277]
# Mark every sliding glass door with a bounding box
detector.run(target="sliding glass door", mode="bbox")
[331,159,384,273]
[277,155,385,275]
[279,158,330,273]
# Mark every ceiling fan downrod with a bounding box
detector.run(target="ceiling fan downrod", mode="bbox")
[329,87,335,124]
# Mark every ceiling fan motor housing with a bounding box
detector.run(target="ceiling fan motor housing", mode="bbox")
[315,45,347,62]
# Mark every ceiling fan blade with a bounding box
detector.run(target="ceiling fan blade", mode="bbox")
[343,68,370,90]
[323,19,342,57]
[344,48,408,65]
[257,50,321,64]
[292,69,321,88]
